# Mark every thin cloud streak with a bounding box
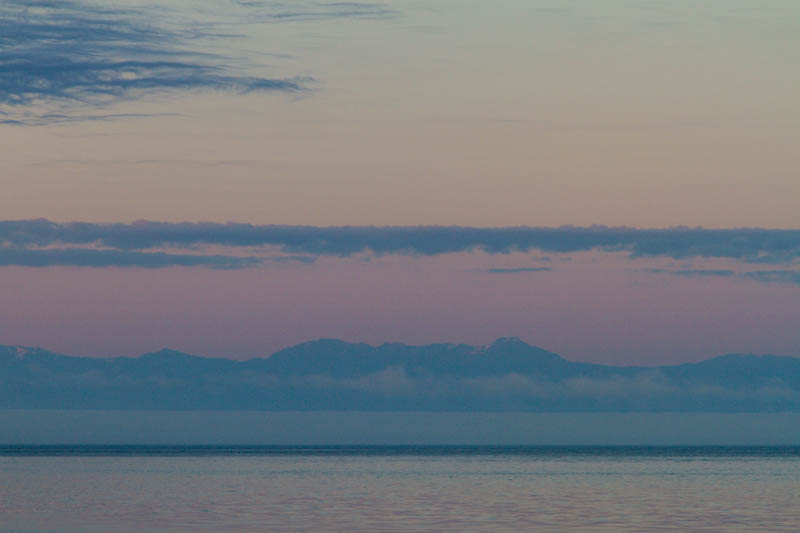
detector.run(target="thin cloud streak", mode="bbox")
[0,248,261,269]
[673,269,736,278]
[230,1,396,22]
[743,270,800,285]
[0,247,315,269]
[649,268,800,286]
[486,267,553,274]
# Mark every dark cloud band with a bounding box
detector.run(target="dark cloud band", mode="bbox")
[2,220,799,264]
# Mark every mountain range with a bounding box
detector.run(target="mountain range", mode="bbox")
[2,338,799,411]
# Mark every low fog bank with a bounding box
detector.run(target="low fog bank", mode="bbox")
[4,339,800,412]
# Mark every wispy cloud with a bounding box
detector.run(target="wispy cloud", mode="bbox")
[486,267,553,274]
[0,0,305,124]
[26,158,257,168]
[231,1,396,22]
[1,221,798,265]
[649,268,800,286]
[743,270,800,285]
[673,269,736,278]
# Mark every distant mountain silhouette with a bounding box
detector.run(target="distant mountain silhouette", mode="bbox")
[2,339,799,411]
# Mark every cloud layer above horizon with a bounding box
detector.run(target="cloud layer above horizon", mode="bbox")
[3,219,799,258]
[0,220,798,286]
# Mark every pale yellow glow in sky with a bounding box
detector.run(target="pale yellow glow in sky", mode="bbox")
[1,0,798,226]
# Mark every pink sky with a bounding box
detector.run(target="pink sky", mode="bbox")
[1,1,798,364]
[1,252,798,364]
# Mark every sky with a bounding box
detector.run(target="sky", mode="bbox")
[1,0,799,365]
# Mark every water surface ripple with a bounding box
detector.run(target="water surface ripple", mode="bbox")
[1,446,798,531]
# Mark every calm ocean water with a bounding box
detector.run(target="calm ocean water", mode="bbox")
[1,446,799,532]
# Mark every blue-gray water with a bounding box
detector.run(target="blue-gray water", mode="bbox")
[1,446,799,532]
[5,411,800,445]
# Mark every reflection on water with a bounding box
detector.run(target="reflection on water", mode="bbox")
[1,447,798,532]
